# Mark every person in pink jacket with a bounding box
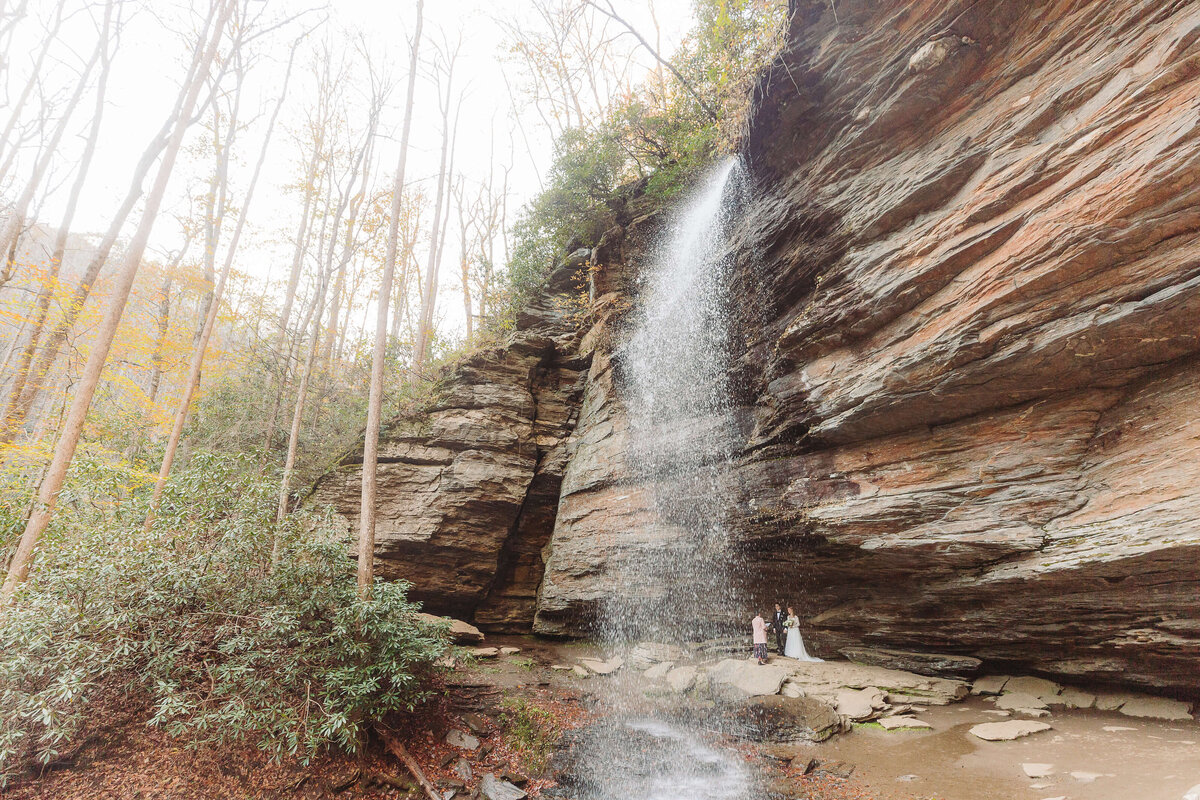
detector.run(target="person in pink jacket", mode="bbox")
[751,611,769,665]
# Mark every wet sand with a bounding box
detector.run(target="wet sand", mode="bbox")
[809,696,1200,800]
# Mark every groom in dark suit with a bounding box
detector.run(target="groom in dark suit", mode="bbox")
[771,603,787,653]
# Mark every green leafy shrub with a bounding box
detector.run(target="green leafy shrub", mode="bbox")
[492,0,787,331]
[0,453,447,785]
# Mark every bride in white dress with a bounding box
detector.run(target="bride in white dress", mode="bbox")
[783,607,822,662]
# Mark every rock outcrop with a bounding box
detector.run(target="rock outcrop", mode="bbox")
[723,0,1200,695]
[310,264,590,630]
[314,0,1200,696]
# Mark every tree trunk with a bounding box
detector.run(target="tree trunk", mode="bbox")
[11,9,119,421]
[2,0,235,604]
[412,58,459,382]
[146,272,174,405]
[357,0,423,597]
[144,42,293,531]
[274,258,332,536]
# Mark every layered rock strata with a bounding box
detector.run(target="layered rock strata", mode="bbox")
[315,0,1200,695]
[725,0,1200,694]
[310,264,590,630]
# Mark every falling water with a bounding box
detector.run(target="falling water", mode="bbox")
[567,158,755,800]
[605,154,748,642]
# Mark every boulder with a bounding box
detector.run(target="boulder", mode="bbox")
[709,659,790,697]
[971,676,1011,695]
[1015,708,1050,718]
[1117,696,1193,720]
[666,666,697,693]
[452,758,472,781]
[835,687,886,720]
[840,647,982,678]
[571,665,590,679]
[643,661,674,681]
[968,720,1052,741]
[462,713,490,734]
[1094,692,1131,711]
[628,642,689,669]
[500,647,521,655]
[1050,687,1096,709]
[729,695,841,743]
[416,614,485,644]
[812,759,856,778]
[479,773,527,800]
[445,729,480,751]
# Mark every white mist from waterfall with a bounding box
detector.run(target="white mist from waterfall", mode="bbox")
[570,158,755,800]
[604,155,748,643]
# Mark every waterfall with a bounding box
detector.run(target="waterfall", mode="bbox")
[604,155,748,643]
[565,158,755,800]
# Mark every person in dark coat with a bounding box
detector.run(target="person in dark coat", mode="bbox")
[771,603,787,653]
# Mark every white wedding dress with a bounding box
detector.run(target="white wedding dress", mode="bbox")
[784,616,822,662]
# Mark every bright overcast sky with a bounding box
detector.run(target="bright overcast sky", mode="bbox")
[5,0,695,338]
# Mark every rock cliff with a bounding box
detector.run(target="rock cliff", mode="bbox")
[314,0,1200,695]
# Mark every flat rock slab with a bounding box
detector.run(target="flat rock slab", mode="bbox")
[969,720,1052,741]
[971,675,1011,695]
[840,646,982,678]
[580,657,623,675]
[571,665,590,678]
[877,716,932,730]
[416,613,485,644]
[1071,771,1105,783]
[785,660,968,706]
[480,773,527,800]
[1050,687,1096,709]
[1022,763,1055,778]
[710,659,790,697]
[730,695,842,742]
[1117,696,1193,720]
[996,692,1049,711]
[1004,677,1063,699]
[471,647,500,658]
[500,647,521,655]
[445,729,480,750]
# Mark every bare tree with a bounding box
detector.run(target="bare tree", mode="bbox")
[5,0,122,429]
[0,0,68,184]
[357,0,423,596]
[145,27,294,530]
[411,41,460,382]
[2,0,236,603]
[0,0,110,287]
[583,0,717,121]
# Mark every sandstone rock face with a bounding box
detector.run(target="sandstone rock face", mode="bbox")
[309,264,589,630]
[725,0,1200,696]
[315,0,1200,697]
